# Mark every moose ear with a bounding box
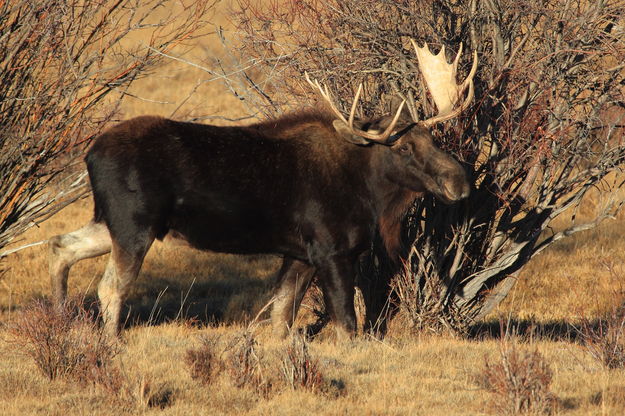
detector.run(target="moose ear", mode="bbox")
[332,119,371,145]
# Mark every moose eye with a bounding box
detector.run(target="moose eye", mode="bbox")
[398,144,411,154]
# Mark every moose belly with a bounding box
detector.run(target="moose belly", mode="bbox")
[165,199,300,256]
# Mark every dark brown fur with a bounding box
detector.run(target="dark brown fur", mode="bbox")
[49,109,470,337]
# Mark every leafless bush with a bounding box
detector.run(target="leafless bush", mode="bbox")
[224,330,272,396]
[0,0,215,257]
[222,0,625,328]
[6,298,120,390]
[577,303,625,369]
[392,245,469,335]
[481,341,556,414]
[280,333,323,392]
[573,262,625,369]
[184,334,223,385]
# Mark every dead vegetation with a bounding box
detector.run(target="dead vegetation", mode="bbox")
[582,313,625,370]
[184,334,223,385]
[279,333,324,392]
[475,321,557,414]
[0,0,215,258]
[577,301,625,370]
[481,341,556,414]
[6,298,119,387]
[184,329,326,398]
[224,330,272,396]
[2,0,625,414]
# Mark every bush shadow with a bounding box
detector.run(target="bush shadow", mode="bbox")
[469,318,583,342]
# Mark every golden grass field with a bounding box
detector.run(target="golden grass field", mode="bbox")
[2,1,625,415]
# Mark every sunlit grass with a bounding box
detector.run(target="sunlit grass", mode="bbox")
[2,1,625,414]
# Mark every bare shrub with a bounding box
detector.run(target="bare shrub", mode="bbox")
[224,330,272,396]
[392,246,469,335]
[481,342,556,414]
[280,333,323,392]
[0,0,214,257]
[184,334,223,385]
[6,298,120,390]
[221,0,625,329]
[573,262,625,369]
[577,304,625,369]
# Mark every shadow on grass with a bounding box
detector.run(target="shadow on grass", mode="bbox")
[120,253,280,329]
[34,254,282,331]
[121,274,275,329]
[469,318,581,342]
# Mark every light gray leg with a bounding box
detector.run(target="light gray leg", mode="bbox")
[48,221,112,305]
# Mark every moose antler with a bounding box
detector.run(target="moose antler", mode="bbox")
[305,42,476,139]
[305,72,405,144]
[411,40,478,127]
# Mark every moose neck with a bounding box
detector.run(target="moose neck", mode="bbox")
[365,144,422,260]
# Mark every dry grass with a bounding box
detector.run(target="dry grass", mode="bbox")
[185,334,223,385]
[279,333,324,393]
[2,1,625,414]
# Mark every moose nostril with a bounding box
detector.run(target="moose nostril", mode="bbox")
[461,183,470,199]
[456,178,471,200]
[439,174,470,201]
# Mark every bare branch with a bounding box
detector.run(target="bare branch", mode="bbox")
[0,0,216,253]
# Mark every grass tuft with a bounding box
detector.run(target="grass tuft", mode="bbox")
[184,334,222,385]
[225,330,272,397]
[574,266,625,370]
[577,302,625,369]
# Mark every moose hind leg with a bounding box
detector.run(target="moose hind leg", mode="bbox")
[97,236,153,337]
[271,257,315,338]
[48,221,112,305]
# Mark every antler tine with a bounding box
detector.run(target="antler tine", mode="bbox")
[348,83,363,126]
[305,72,349,126]
[376,99,407,141]
[452,43,462,73]
[305,71,407,144]
[420,76,474,127]
[410,39,478,127]
[461,48,478,92]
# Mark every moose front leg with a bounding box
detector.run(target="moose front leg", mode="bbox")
[271,257,315,338]
[311,252,358,339]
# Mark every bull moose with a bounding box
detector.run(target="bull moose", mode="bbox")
[49,41,476,338]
